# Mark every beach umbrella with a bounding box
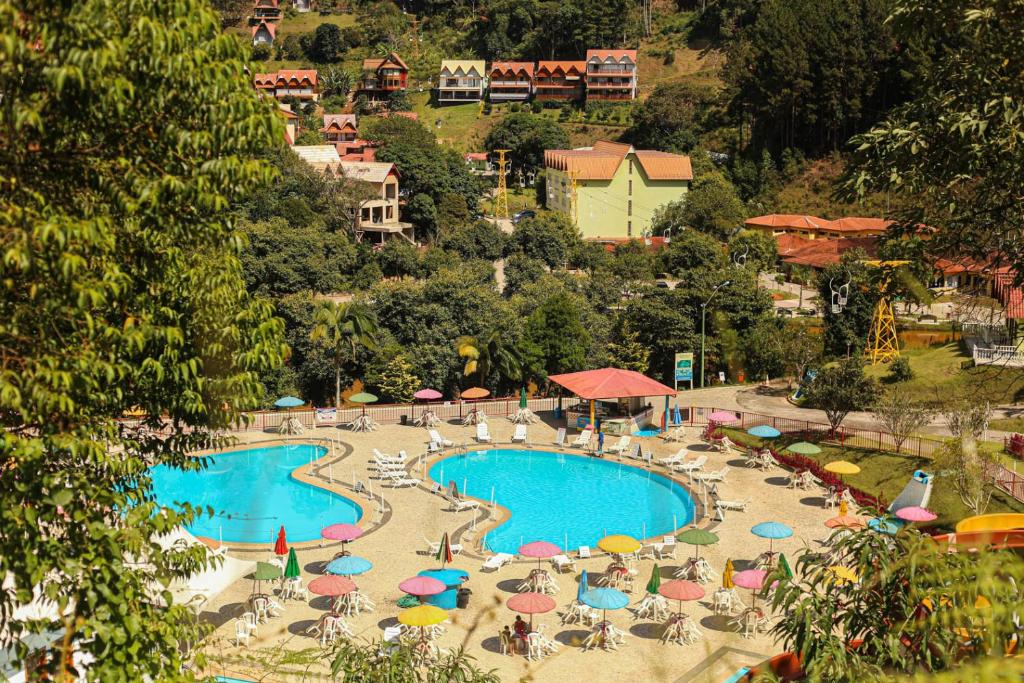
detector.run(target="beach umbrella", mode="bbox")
[597,534,641,556]
[436,532,454,568]
[827,566,859,586]
[658,579,704,616]
[580,587,629,625]
[251,561,283,596]
[308,575,357,597]
[786,441,821,455]
[461,387,489,400]
[673,405,683,425]
[348,391,378,416]
[868,517,901,535]
[507,591,556,629]
[645,564,662,595]
[825,460,861,491]
[274,396,304,408]
[723,559,735,590]
[747,425,781,439]
[322,523,363,555]
[399,604,449,648]
[284,547,301,580]
[825,514,866,529]
[325,555,373,577]
[751,521,793,555]
[274,526,288,556]
[778,553,793,580]
[577,570,589,603]
[414,388,442,401]
[399,576,446,597]
[708,411,739,424]
[519,386,528,409]
[895,506,937,523]
[733,569,770,609]
[519,540,561,570]
[676,528,719,562]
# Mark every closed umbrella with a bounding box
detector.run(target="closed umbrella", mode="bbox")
[274,526,288,556]
[676,528,719,562]
[778,553,793,579]
[325,555,373,577]
[322,523,363,556]
[519,540,561,570]
[786,441,821,455]
[751,521,793,555]
[251,561,282,597]
[722,559,735,589]
[645,564,662,595]
[436,532,454,568]
[658,579,704,616]
[577,570,589,603]
[507,591,556,630]
[519,386,528,409]
[284,547,300,580]
[747,425,781,439]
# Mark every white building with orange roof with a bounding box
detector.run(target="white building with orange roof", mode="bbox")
[544,140,692,240]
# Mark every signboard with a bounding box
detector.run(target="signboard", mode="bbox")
[674,352,694,391]
[315,407,337,424]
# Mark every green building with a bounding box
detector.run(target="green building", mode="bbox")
[543,140,692,240]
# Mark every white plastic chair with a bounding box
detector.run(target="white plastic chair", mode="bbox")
[241,611,258,636]
[526,633,545,661]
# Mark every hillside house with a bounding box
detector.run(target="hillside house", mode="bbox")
[438,60,486,103]
[358,53,409,100]
[585,50,638,101]
[253,70,319,101]
[293,0,312,10]
[488,62,534,102]
[252,0,282,20]
[291,145,341,173]
[745,215,893,240]
[337,162,416,245]
[321,114,358,144]
[251,20,276,46]
[279,104,299,145]
[544,141,692,240]
[535,61,586,101]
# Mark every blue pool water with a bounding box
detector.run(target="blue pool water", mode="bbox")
[150,444,361,544]
[635,427,661,437]
[430,449,695,554]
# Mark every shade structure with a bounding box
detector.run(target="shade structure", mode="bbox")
[708,410,739,423]
[824,460,861,475]
[722,559,735,589]
[895,506,937,522]
[414,388,442,400]
[274,526,288,555]
[580,587,629,611]
[676,528,719,561]
[548,367,676,400]
[253,562,282,581]
[827,566,859,585]
[645,564,662,595]
[598,534,641,555]
[284,547,301,579]
[507,592,556,628]
[460,387,490,400]
[751,522,793,540]
[658,579,704,602]
[398,604,448,627]
[325,555,372,576]
[747,425,781,439]
[787,441,822,455]
[519,541,561,559]
[308,575,356,597]
[578,570,589,603]
[825,515,866,529]
[868,517,901,535]
[322,523,363,542]
[399,576,446,597]
[274,396,304,408]
[733,569,768,590]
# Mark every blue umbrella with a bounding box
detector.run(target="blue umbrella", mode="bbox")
[751,521,793,555]
[747,425,781,439]
[325,555,373,576]
[275,396,304,408]
[580,587,629,634]
[577,569,589,603]
[868,517,902,535]
[673,405,683,425]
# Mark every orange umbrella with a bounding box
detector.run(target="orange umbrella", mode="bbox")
[825,515,866,529]
[461,387,490,400]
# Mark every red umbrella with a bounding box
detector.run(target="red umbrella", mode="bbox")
[274,526,288,556]
[399,576,446,597]
[507,591,556,629]
[436,532,454,568]
[658,579,705,616]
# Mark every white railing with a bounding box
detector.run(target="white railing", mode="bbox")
[973,344,1024,366]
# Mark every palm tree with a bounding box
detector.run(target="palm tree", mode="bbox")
[455,331,522,390]
[310,301,379,409]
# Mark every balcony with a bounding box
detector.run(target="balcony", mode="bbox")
[586,92,633,101]
[489,90,531,102]
[587,67,635,76]
[489,80,532,88]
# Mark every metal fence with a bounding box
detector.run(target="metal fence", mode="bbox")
[985,460,1024,503]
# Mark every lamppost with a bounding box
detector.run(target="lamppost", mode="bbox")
[700,279,732,388]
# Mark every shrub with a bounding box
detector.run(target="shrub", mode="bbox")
[531,100,542,113]
[482,101,492,115]
[887,356,914,382]
[509,102,521,113]
[251,43,272,61]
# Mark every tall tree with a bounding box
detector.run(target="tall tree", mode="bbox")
[484,113,570,174]
[873,386,933,454]
[310,301,379,409]
[802,358,879,433]
[0,1,286,678]
[455,330,523,389]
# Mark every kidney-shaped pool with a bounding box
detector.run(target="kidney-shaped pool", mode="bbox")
[429,449,695,554]
[150,443,361,544]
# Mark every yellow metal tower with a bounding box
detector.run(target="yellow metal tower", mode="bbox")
[493,149,511,219]
[569,168,579,226]
[863,260,908,365]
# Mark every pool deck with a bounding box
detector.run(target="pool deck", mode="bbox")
[197,416,836,682]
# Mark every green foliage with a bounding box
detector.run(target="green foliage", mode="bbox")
[310,301,379,408]
[729,229,777,272]
[817,255,877,357]
[658,228,727,276]
[456,331,524,389]
[279,34,305,60]
[503,253,547,297]
[621,290,699,384]
[522,292,590,381]
[609,240,658,282]
[872,385,932,454]
[405,193,438,237]
[483,113,570,173]
[630,82,717,152]
[803,357,879,432]
[374,354,421,403]
[252,42,273,60]
[678,172,747,240]
[377,239,421,278]
[310,22,345,62]
[887,356,914,383]
[387,88,412,112]
[606,321,651,373]
[505,212,580,267]
[241,217,358,296]
[438,220,506,261]
[321,65,355,97]
[331,640,499,682]
[0,0,287,677]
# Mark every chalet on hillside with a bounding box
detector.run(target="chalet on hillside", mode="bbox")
[337,162,416,245]
[251,20,276,46]
[534,61,586,101]
[488,62,533,102]
[358,53,409,100]
[438,60,486,103]
[585,49,638,101]
[321,114,358,144]
[279,104,299,145]
[293,0,313,11]
[253,70,319,101]
[252,0,282,20]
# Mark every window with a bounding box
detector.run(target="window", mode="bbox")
[386,183,397,199]
[386,206,394,220]
[628,180,632,194]
[628,163,632,175]
[627,221,632,236]
[628,200,632,216]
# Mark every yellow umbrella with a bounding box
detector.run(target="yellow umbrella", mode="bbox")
[723,558,735,589]
[398,604,448,627]
[824,460,861,475]
[598,535,641,555]
[826,566,859,586]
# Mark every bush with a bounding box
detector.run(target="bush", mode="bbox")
[510,102,521,113]
[543,100,562,109]
[251,43,272,61]
[531,100,543,113]
[482,101,492,115]
[664,50,676,65]
[887,356,914,383]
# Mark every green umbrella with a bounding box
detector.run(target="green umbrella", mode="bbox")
[779,553,793,579]
[252,561,282,596]
[284,547,300,580]
[348,391,378,416]
[519,386,528,410]
[787,441,822,455]
[646,563,661,595]
[676,528,719,561]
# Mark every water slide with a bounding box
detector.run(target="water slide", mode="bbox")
[889,470,933,513]
[932,513,1024,550]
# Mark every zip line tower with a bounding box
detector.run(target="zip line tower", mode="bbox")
[493,149,511,219]
[863,260,909,365]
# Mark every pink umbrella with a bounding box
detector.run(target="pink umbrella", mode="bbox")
[399,576,446,597]
[519,541,562,570]
[734,569,772,609]
[308,575,357,597]
[895,506,937,523]
[507,591,556,629]
[708,410,739,423]
[414,388,443,400]
[658,579,705,615]
[322,523,364,556]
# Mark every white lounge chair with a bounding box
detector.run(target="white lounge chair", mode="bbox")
[673,455,708,480]
[481,552,513,571]
[428,429,454,447]
[373,448,405,463]
[512,424,528,443]
[426,440,443,454]
[606,435,631,455]
[445,493,480,512]
[715,497,751,512]
[578,545,592,559]
[234,618,252,647]
[476,422,492,442]
[640,446,654,464]
[554,427,566,447]
[384,471,420,488]
[653,536,677,559]
[551,554,577,573]
[626,443,641,460]
[658,448,687,466]
[694,466,729,483]
[662,425,687,442]
[718,436,739,452]
[571,429,593,449]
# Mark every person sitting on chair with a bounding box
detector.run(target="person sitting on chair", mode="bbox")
[513,615,529,653]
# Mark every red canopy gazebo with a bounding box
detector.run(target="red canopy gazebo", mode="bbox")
[548,368,677,431]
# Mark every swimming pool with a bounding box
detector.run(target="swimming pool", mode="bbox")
[429,449,695,554]
[150,443,361,544]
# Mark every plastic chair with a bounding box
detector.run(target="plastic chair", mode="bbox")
[241,611,258,636]
[234,619,252,647]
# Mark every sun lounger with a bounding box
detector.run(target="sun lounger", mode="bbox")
[551,554,577,573]
[426,440,443,454]
[373,448,406,463]
[673,455,707,480]
[625,442,641,460]
[640,446,653,463]
[662,425,687,442]
[694,466,729,483]
[658,448,687,465]
[715,497,750,512]
[481,552,513,571]
[606,436,631,455]
[384,471,420,488]
[512,424,528,443]
[428,430,454,447]
[578,545,591,559]
[718,436,739,452]
[571,429,593,448]
[476,422,492,442]
[445,493,480,512]
[554,427,566,446]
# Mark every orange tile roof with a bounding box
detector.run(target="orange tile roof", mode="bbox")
[586,49,638,62]
[489,61,535,77]
[746,214,893,235]
[746,214,832,231]
[993,273,1024,319]
[464,152,488,161]
[544,149,624,179]
[251,20,276,39]
[321,114,357,132]
[362,52,408,72]
[536,61,586,75]
[829,217,894,233]
[779,236,878,269]
[591,140,631,157]
[254,69,317,88]
[633,150,692,180]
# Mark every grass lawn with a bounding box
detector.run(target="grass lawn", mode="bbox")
[409,93,494,151]
[862,343,1024,404]
[722,428,1024,531]
[991,417,1024,433]
[770,289,798,301]
[481,188,539,216]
